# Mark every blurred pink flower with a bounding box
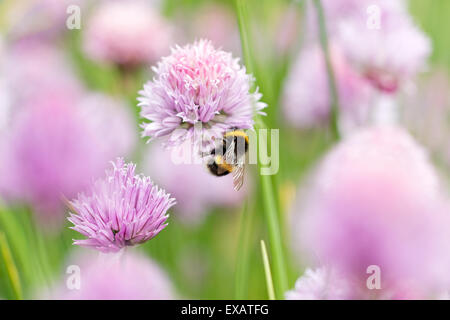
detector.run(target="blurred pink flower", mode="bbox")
[78,93,137,159]
[286,266,420,300]
[0,80,11,136]
[189,4,241,54]
[69,158,175,253]
[307,0,430,93]
[337,15,431,93]
[318,0,407,25]
[4,40,82,104]
[286,267,354,300]
[56,251,175,300]
[1,95,100,216]
[293,126,450,298]
[0,92,136,222]
[138,39,266,150]
[282,44,372,129]
[5,0,85,41]
[142,142,247,224]
[83,0,172,67]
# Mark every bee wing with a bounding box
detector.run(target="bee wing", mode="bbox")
[232,163,245,191]
[224,138,236,165]
[223,137,245,191]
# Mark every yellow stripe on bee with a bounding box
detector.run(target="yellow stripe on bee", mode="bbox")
[215,155,234,172]
[224,130,249,144]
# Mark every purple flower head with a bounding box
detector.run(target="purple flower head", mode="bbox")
[286,267,354,300]
[293,126,450,298]
[306,0,430,93]
[83,0,172,67]
[6,0,86,41]
[0,91,136,222]
[285,266,419,300]
[68,158,176,253]
[138,39,266,150]
[52,251,175,300]
[283,43,372,129]
[336,14,431,93]
[5,40,82,105]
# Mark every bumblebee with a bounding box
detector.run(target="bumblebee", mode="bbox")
[207,129,248,191]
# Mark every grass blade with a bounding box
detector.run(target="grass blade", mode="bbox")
[234,201,253,299]
[0,232,23,300]
[234,0,288,298]
[260,240,275,300]
[313,0,341,141]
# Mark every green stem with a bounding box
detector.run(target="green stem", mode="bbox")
[234,0,288,299]
[259,172,287,298]
[313,0,341,141]
[0,232,23,300]
[234,201,252,299]
[260,240,276,300]
[16,207,51,286]
[0,205,37,286]
[234,0,255,80]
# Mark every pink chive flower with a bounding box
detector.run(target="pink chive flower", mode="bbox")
[282,43,372,129]
[0,92,136,222]
[138,39,266,150]
[293,126,450,298]
[54,251,175,300]
[143,143,247,224]
[6,0,86,41]
[286,266,418,300]
[286,267,354,300]
[304,0,408,49]
[4,40,82,104]
[68,158,176,253]
[306,0,430,93]
[0,79,11,135]
[314,0,407,26]
[336,15,431,93]
[83,0,172,67]
[78,93,138,159]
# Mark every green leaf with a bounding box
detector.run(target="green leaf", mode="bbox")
[234,0,288,299]
[0,232,23,300]
[260,240,275,300]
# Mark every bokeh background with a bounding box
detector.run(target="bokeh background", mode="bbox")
[0,0,449,299]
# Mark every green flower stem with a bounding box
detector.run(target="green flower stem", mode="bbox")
[234,0,288,299]
[0,232,23,300]
[313,0,341,141]
[0,205,37,287]
[260,240,276,300]
[258,166,288,298]
[234,201,253,299]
